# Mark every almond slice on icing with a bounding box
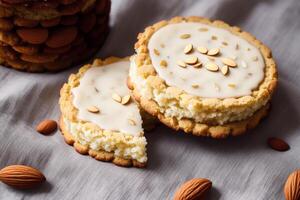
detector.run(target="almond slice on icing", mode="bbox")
[221,58,237,67]
[128,119,136,126]
[160,60,168,67]
[87,106,100,113]
[197,46,208,54]
[153,48,160,56]
[198,27,208,32]
[228,83,236,88]
[121,95,131,105]
[184,44,193,54]
[185,56,198,65]
[112,93,122,103]
[221,65,229,75]
[192,62,202,68]
[192,84,199,88]
[207,48,220,56]
[180,34,191,39]
[177,60,187,68]
[211,35,218,40]
[205,62,219,72]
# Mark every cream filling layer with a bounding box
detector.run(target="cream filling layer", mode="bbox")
[63,117,147,163]
[129,56,269,125]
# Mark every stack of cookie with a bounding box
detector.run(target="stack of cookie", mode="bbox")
[0,0,110,72]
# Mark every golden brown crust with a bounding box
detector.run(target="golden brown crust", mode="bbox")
[131,16,277,137]
[59,116,146,168]
[128,77,270,138]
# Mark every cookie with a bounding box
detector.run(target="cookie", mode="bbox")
[59,57,156,167]
[129,16,278,138]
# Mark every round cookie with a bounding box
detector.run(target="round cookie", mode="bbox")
[129,16,277,138]
[59,57,156,167]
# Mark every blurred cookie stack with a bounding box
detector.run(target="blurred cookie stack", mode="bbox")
[0,0,110,72]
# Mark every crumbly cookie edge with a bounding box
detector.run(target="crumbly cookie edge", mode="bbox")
[59,116,146,168]
[128,76,270,138]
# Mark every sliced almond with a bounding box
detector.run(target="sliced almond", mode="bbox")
[121,95,131,105]
[185,56,198,65]
[205,62,219,72]
[184,44,193,54]
[235,44,239,50]
[87,106,100,113]
[228,83,236,88]
[207,48,220,56]
[222,41,228,46]
[197,46,208,54]
[112,93,122,103]
[177,60,187,68]
[128,119,136,126]
[221,58,237,67]
[221,65,229,75]
[192,62,202,68]
[160,60,168,67]
[180,34,190,39]
[198,27,208,32]
[192,84,199,88]
[241,60,247,68]
[252,56,258,61]
[153,48,160,56]
[211,35,218,40]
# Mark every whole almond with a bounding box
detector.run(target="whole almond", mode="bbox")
[268,137,290,151]
[16,28,48,44]
[46,27,78,48]
[0,165,46,189]
[284,170,300,200]
[174,178,212,200]
[36,119,57,135]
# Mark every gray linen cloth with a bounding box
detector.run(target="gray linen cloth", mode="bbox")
[0,0,299,199]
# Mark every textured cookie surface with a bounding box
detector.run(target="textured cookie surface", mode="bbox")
[0,0,110,72]
[129,16,277,138]
[59,57,154,167]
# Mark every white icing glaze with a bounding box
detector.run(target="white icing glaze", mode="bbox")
[72,61,143,137]
[148,22,265,98]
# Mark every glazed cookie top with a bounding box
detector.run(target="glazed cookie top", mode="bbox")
[72,60,143,137]
[148,22,265,98]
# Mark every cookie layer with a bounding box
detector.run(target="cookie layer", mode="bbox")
[0,0,110,72]
[0,0,98,20]
[59,57,153,167]
[130,16,277,137]
[59,116,146,168]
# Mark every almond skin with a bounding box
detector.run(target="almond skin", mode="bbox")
[16,28,48,44]
[174,178,212,200]
[268,137,290,151]
[46,27,77,48]
[284,170,300,200]
[0,165,46,189]
[36,119,57,135]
